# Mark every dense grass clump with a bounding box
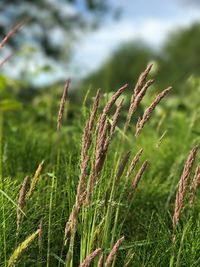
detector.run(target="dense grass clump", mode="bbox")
[0,60,200,267]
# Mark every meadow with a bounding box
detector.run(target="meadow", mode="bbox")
[1,23,200,267]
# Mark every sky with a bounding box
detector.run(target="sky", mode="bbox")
[1,0,200,86]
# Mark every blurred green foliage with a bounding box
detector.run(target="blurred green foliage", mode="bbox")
[0,0,112,60]
[83,22,200,102]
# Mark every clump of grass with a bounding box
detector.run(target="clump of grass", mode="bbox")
[62,66,175,266]
[2,55,200,267]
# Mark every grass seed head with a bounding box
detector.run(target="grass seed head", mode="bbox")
[97,254,104,267]
[173,145,199,229]
[27,160,45,199]
[104,236,124,267]
[135,87,172,136]
[79,248,102,267]
[126,148,144,182]
[125,79,154,132]
[134,63,153,98]
[57,79,70,131]
[17,175,29,228]
[116,151,131,183]
[110,98,124,137]
[189,165,200,206]
[0,19,27,49]
[8,229,40,267]
[128,160,149,198]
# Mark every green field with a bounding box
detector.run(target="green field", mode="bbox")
[1,64,200,267]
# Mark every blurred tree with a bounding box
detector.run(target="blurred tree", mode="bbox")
[83,41,155,93]
[158,23,200,93]
[86,22,200,98]
[0,0,113,60]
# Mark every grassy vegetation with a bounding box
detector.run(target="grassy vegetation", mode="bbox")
[0,62,200,267]
[1,19,200,267]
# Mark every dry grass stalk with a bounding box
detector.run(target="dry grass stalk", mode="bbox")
[110,98,124,137]
[84,119,109,205]
[79,248,102,267]
[64,206,78,242]
[77,89,101,200]
[64,90,101,240]
[101,98,124,163]
[57,79,70,131]
[8,229,40,267]
[102,84,128,114]
[104,236,124,267]
[17,176,29,228]
[173,145,199,229]
[97,254,104,267]
[0,54,13,68]
[98,84,128,147]
[38,219,43,250]
[116,151,131,183]
[156,130,167,148]
[189,165,200,206]
[135,87,172,136]
[125,79,154,131]
[124,250,135,267]
[133,64,153,98]
[128,160,149,198]
[88,89,101,132]
[27,160,45,199]
[97,83,128,135]
[0,19,27,49]
[125,148,143,182]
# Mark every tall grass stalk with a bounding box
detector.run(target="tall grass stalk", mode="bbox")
[47,173,56,267]
[8,229,40,267]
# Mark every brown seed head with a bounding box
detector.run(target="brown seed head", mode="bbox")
[128,160,149,198]
[57,79,70,131]
[105,236,124,267]
[135,87,171,136]
[79,248,102,267]
[17,176,29,227]
[125,79,154,132]
[126,148,144,182]
[189,165,200,206]
[0,19,27,49]
[173,145,199,229]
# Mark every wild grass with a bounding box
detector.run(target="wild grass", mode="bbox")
[0,64,200,266]
[1,23,200,267]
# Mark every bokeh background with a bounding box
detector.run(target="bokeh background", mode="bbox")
[0,0,200,107]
